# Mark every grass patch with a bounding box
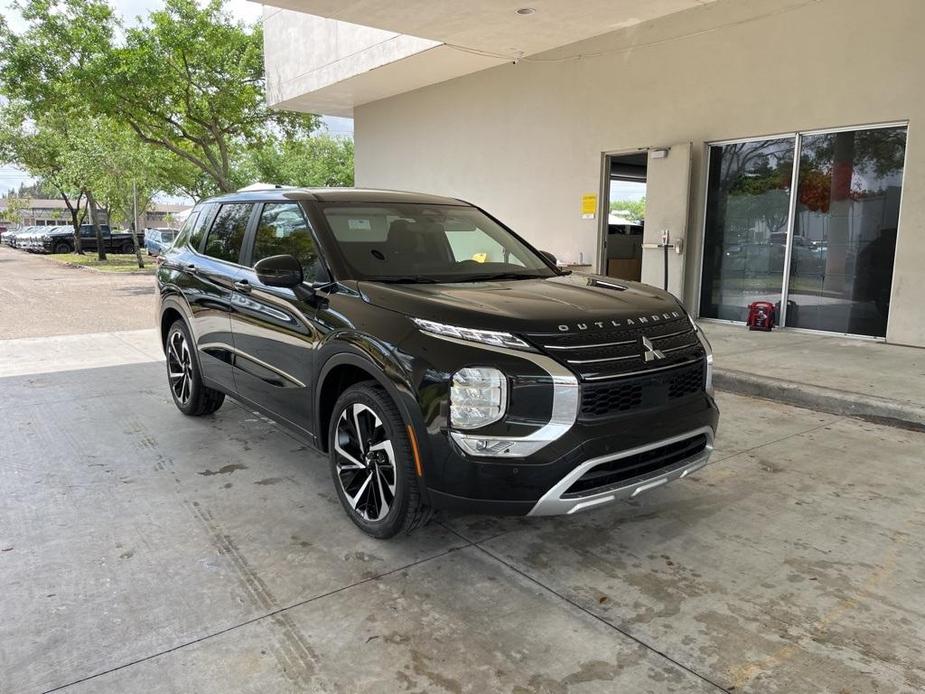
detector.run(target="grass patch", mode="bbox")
[45,252,155,274]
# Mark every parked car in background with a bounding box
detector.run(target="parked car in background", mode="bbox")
[5,226,35,248]
[36,224,142,254]
[144,228,178,256]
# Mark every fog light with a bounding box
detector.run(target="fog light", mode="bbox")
[450,367,507,430]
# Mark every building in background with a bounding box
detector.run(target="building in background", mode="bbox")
[0,198,188,229]
[260,0,925,347]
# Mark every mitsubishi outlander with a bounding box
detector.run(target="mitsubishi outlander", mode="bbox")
[156,189,718,538]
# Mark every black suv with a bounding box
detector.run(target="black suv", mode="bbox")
[156,189,718,537]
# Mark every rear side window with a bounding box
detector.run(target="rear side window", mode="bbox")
[252,203,319,278]
[172,211,199,249]
[203,203,252,263]
[188,203,217,250]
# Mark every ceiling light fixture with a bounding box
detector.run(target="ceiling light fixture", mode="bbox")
[515,7,536,15]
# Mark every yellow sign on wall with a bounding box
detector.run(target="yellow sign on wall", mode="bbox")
[580,193,598,219]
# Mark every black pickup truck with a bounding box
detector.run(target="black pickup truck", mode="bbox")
[39,224,143,254]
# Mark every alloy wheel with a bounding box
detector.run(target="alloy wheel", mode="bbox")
[167,330,194,405]
[334,403,397,521]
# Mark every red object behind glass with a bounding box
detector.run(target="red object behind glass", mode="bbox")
[746,301,776,331]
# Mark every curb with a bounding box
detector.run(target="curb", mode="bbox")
[714,368,925,432]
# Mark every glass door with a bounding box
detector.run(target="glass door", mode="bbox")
[699,138,796,322]
[699,125,907,338]
[786,126,907,336]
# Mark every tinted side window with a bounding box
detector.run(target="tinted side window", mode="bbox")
[252,203,319,279]
[188,203,217,250]
[203,204,252,263]
[172,211,199,249]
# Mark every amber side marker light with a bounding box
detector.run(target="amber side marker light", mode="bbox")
[406,424,423,477]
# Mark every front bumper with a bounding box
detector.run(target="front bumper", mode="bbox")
[423,391,719,516]
[527,426,714,515]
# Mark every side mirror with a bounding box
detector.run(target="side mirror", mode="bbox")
[539,250,557,266]
[255,254,303,288]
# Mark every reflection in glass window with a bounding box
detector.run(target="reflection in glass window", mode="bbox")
[253,203,319,280]
[203,204,252,263]
[699,138,795,321]
[188,204,216,250]
[787,127,906,337]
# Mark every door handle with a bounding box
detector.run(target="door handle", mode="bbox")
[185,263,198,274]
[234,279,252,294]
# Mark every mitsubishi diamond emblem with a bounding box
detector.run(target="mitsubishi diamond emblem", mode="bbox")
[641,336,665,362]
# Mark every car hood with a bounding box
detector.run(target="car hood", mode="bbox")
[357,273,686,334]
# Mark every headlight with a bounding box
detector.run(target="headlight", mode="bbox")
[413,318,530,350]
[688,314,714,395]
[450,367,507,430]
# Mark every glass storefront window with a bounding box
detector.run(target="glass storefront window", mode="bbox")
[787,127,906,337]
[699,125,906,338]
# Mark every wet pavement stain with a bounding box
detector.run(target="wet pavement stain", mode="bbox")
[197,463,248,476]
[254,477,285,486]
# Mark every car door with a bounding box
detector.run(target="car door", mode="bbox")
[185,202,255,393]
[228,201,323,436]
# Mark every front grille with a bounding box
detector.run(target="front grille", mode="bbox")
[524,316,704,381]
[563,434,708,497]
[578,360,706,420]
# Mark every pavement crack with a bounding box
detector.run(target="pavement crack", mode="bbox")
[41,545,466,693]
[470,543,730,693]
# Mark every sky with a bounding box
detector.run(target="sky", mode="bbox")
[0,0,355,196]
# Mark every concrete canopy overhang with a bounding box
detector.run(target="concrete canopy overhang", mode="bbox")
[260,0,718,116]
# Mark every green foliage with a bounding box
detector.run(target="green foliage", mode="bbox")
[100,0,320,192]
[241,135,355,188]
[0,0,353,211]
[609,197,645,222]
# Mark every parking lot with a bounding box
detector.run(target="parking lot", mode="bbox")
[1,246,924,693]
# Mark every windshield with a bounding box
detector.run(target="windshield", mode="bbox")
[319,203,557,283]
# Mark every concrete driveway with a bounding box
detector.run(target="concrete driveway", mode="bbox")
[2,333,923,693]
[1,248,923,693]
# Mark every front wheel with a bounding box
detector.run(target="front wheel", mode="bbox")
[53,241,72,254]
[328,383,430,538]
[165,320,225,416]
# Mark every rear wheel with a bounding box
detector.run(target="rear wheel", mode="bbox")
[328,383,430,538]
[165,319,225,416]
[121,241,134,254]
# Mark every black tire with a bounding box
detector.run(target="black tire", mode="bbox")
[328,382,430,538]
[121,242,134,254]
[165,319,225,416]
[53,241,72,254]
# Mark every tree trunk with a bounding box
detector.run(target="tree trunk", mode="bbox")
[86,190,107,261]
[131,181,144,269]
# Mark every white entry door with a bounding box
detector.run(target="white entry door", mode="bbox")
[641,143,692,299]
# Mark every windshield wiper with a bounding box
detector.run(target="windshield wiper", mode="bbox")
[447,272,547,282]
[374,276,441,284]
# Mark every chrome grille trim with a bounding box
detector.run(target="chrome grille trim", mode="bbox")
[542,338,637,351]
[582,357,704,381]
[566,353,637,365]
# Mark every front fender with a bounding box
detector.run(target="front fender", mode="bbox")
[315,337,435,495]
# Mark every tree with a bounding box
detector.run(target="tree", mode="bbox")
[0,109,90,251]
[240,135,355,188]
[609,197,646,222]
[0,0,118,254]
[0,194,28,227]
[98,0,320,193]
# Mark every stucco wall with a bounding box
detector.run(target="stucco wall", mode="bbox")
[353,0,925,346]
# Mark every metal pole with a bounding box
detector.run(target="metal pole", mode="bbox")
[663,240,669,291]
